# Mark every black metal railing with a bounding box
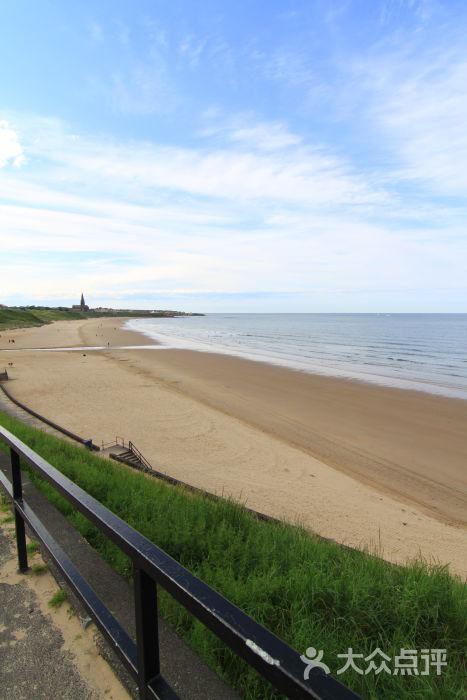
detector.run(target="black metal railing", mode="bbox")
[0,424,360,700]
[128,440,153,472]
[101,436,126,450]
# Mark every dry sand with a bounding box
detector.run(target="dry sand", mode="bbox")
[0,318,466,577]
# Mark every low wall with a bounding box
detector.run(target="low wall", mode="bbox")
[0,383,98,451]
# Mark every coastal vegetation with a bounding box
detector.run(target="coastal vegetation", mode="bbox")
[48,588,68,609]
[0,306,90,330]
[0,411,465,699]
[0,305,201,331]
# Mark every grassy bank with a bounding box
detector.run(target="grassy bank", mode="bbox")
[0,412,465,699]
[0,306,201,331]
[0,306,89,330]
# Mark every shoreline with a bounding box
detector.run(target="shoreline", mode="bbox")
[111,319,467,527]
[125,318,467,402]
[1,317,466,576]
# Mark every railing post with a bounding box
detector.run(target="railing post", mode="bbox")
[134,566,160,699]
[10,447,28,573]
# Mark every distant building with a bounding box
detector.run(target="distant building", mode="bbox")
[72,293,89,312]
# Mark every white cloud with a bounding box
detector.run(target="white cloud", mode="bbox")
[198,117,303,151]
[252,6,467,202]
[362,48,467,196]
[0,121,25,168]
[228,122,302,151]
[1,111,464,310]
[377,54,467,196]
[32,130,385,209]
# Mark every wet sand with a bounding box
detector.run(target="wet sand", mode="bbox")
[0,317,466,576]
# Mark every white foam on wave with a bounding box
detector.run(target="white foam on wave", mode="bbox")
[125,317,467,400]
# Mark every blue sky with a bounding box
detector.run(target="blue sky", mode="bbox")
[1,0,466,311]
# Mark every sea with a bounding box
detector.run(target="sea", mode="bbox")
[126,314,467,400]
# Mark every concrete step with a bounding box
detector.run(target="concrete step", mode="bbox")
[117,451,146,468]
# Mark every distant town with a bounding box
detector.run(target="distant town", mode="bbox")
[0,294,203,331]
[68,293,202,317]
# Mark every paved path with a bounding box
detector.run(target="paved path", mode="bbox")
[0,526,104,699]
[0,451,239,699]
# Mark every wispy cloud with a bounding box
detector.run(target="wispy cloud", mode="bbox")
[0,120,25,168]
[2,0,467,314]
[1,109,464,311]
[109,59,176,115]
[200,116,303,152]
[86,18,177,115]
[179,34,207,68]
[361,47,467,196]
[2,0,467,312]
[28,121,383,209]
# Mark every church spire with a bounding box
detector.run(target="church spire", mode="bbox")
[72,293,89,312]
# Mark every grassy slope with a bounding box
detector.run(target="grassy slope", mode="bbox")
[0,307,88,330]
[0,411,465,699]
[0,306,196,331]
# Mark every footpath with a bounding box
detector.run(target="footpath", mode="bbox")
[0,449,238,699]
[0,522,118,699]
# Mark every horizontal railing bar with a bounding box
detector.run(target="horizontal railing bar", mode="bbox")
[0,467,139,680]
[147,675,180,700]
[0,426,359,699]
[0,462,13,498]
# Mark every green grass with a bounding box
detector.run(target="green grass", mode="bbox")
[30,562,48,575]
[0,411,465,699]
[27,540,39,555]
[48,588,68,608]
[0,306,87,331]
[0,493,10,512]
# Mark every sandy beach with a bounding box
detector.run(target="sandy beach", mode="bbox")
[0,317,466,577]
